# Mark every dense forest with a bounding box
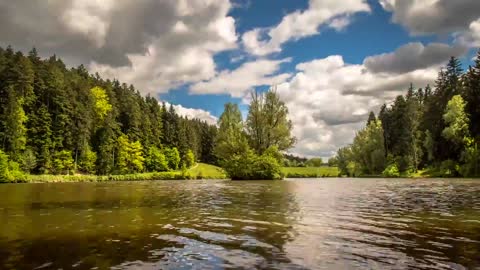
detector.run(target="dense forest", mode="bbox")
[333,53,480,177]
[0,46,218,180]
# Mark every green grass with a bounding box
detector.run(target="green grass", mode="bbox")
[4,164,341,184]
[11,163,227,183]
[281,166,340,178]
[187,163,227,179]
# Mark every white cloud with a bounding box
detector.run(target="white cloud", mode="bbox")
[166,103,218,125]
[242,0,370,56]
[379,0,480,35]
[0,0,238,95]
[457,18,480,47]
[276,55,439,159]
[190,58,292,97]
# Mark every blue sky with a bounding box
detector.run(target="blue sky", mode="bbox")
[0,0,479,157]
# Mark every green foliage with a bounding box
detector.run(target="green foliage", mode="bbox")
[306,158,323,167]
[52,150,74,175]
[0,150,25,182]
[350,119,386,175]
[246,88,295,154]
[214,103,249,162]
[460,139,480,177]
[91,86,112,120]
[438,160,460,177]
[184,149,195,168]
[145,146,168,172]
[0,150,11,182]
[79,147,97,174]
[20,148,36,173]
[222,148,283,180]
[281,166,339,178]
[116,135,144,174]
[165,147,180,170]
[382,163,400,177]
[442,95,469,145]
[0,46,219,177]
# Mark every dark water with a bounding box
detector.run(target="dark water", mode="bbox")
[0,179,479,270]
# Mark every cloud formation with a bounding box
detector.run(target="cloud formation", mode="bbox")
[242,0,370,56]
[167,103,218,125]
[276,55,439,158]
[364,42,468,74]
[0,0,238,94]
[190,58,292,97]
[379,0,480,35]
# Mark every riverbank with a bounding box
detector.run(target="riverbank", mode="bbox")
[8,163,227,183]
[4,164,345,183]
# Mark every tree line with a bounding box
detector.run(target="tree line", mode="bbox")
[333,53,480,177]
[0,46,218,180]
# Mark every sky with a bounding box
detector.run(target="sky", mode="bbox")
[0,0,479,159]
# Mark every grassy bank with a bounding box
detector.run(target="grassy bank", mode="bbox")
[5,164,345,183]
[281,166,340,178]
[12,163,227,183]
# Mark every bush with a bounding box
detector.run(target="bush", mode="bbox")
[184,149,195,168]
[382,163,400,177]
[145,146,169,172]
[79,147,97,174]
[52,150,75,175]
[0,150,26,183]
[222,147,283,180]
[439,160,459,177]
[165,147,180,170]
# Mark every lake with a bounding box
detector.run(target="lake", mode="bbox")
[0,179,479,269]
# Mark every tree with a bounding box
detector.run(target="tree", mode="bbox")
[79,146,97,174]
[52,150,74,175]
[0,150,12,182]
[184,149,195,168]
[367,111,376,126]
[246,88,295,154]
[215,103,249,162]
[91,86,112,121]
[442,95,469,146]
[145,146,168,172]
[116,135,144,174]
[306,158,323,167]
[165,147,180,170]
[350,119,386,175]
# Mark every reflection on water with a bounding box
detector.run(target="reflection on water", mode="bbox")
[0,179,479,269]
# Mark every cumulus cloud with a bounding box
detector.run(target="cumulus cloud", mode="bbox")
[364,42,468,74]
[276,55,438,158]
[241,0,370,56]
[379,0,480,35]
[457,18,480,47]
[166,103,218,125]
[0,0,238,94]
[190,58,292,97]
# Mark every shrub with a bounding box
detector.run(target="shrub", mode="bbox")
[184,149,195,168]
[382,163,400,177]
[222,147,283,180]
[165,147,180,170]
[438,160,459,177]
[145,146,168,172]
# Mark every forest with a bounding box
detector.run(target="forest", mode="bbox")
[0,46,300,181]
[0,46,218,181]
[333,52,480,177]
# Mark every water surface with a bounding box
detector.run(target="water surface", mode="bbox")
[0,179,479,269]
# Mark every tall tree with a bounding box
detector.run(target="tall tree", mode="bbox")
[246,88,295,154]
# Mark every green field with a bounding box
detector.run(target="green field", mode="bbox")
[281,166,340,178]
[187,163,227,179]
